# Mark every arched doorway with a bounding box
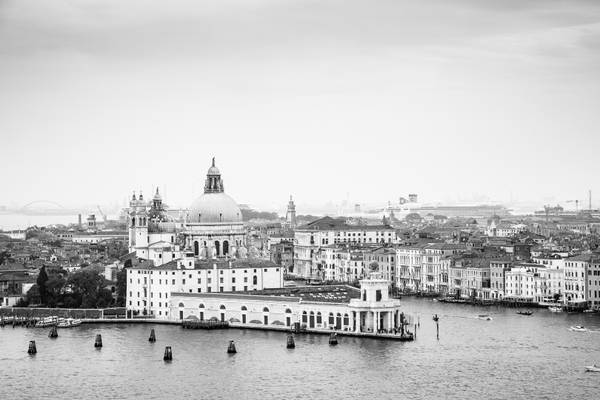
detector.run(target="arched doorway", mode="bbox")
[223,240,229,255]
[309,311,315,328]
[241,305,247,324]
[220,304,226,322]
[263,307,269,325]
[194,241,199,256]
[215,241,220,256]
[285,308,292,327]
[178,302,185,320]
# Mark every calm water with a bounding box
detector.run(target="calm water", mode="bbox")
[1,299,600,399]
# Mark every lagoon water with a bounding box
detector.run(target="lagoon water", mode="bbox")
[1,299,600,399]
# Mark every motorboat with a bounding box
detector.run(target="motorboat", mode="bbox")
[517,311,533,316]
[35,316,58,328]
[57,318,82,328]
[548,306,563,313]
[586,365,600,372]
[570,325,587,332]
[477,314,492,321]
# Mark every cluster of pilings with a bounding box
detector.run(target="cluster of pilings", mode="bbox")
[0,316,38,328]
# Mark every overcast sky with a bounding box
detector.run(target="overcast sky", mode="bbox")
[1,0,599,212]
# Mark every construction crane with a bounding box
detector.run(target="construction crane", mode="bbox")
[566,200,580,213]
[96,205,108,222]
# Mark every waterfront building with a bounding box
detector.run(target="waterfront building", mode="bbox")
[126,258,283,317]
[396,244,426,292]
[169,271,405,334]
[294,217,396,278]
[588,259,600,310]
[489,259,512,300]
[504,263,545,303]
[420,244,464,294]
[564,254,591,306]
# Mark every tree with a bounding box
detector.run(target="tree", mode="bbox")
[68,269,109,308]
[115,268,128,307]
[37,266,49,305]
[45,275,66,307]
[26,284,41,305]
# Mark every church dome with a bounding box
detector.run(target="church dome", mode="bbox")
[188,192,242,224]
[187,158,242,224]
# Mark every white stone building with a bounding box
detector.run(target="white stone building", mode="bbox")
[126,258,283,318]
[170,272,406,334]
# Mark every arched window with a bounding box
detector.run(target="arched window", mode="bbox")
[253,276,258,285]
[178,302,185,307]
[194,241,199,256]
[328,312,334,325]
[223,240,229,255]
[302,311,307,323]
[241,306,247,311]
[199,304,205,308]
[215,241,220,256]
[343,313,349,326]
[220,304,226,310]
[263,307,269,312]
[285,308,292,314]
[309,311,314,316]
[142,217,146,226]
[316,312,322,324]
[131,217,135,227]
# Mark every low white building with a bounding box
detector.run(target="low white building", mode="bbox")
[170,272,405,334]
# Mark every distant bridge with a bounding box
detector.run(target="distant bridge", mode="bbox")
[17,200,85,216]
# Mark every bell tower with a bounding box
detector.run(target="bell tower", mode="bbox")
[128,190,149,256]
[286,195,297,229]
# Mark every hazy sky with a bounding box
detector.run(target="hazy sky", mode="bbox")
[1,0,599,213]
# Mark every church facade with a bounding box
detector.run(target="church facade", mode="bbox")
[127,158,252,266]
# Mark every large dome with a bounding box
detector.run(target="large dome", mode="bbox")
[188,192,242,224]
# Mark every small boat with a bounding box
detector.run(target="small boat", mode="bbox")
[477,314,492,321]
[583,309,596,313]
[517,311,533,316]
[586,365,600,372]
[35,316,58,328]
[57,318,82,328]
[548,306,563,313]
[570,325,587,332]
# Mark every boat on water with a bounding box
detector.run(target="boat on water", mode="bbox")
[35,316,58,328]
[586,365,600,372]
[57,318,82,328]
[517,311,533,316]
[570,325,587,332]
[548,306,563,313]
[477,314,492,321]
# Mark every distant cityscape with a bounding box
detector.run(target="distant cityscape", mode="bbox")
[2,159,600,324]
